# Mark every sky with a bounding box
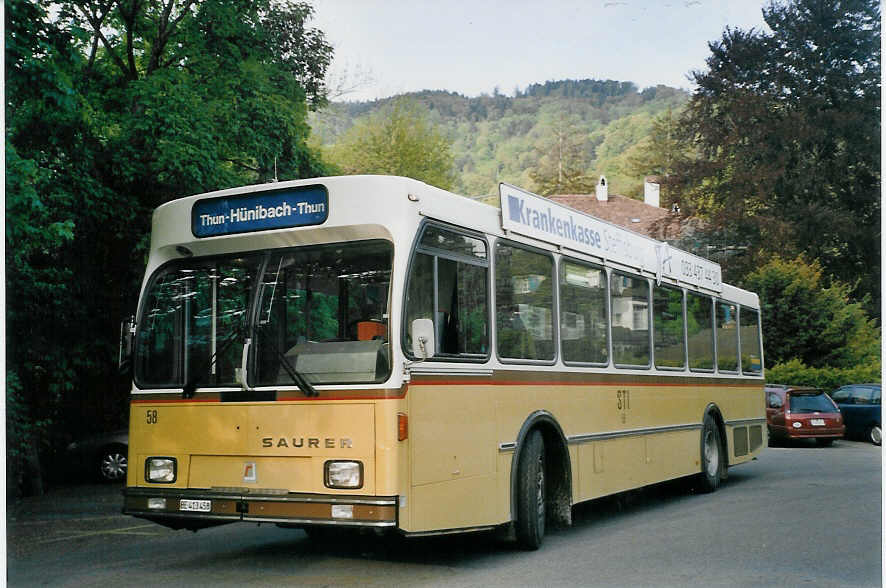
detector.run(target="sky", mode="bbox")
[310,0,772,102]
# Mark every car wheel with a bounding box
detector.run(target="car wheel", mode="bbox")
[515,429,545,550]
[868,425,881,446]
[99,444,128,482]
[697,413,723,493]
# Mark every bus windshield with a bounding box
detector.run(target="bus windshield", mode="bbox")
[253,240,392,385]
[134,240,393,389]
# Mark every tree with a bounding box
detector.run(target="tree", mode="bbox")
[627,107,688,202]
[57,0,334,201]
[528,111,595,195]
[743,257,879,369]
[6,0,334,496]
[328,98,456,190]
[674,0,880,313]
[6,0,93,497]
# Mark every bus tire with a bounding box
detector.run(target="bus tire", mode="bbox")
[697,413,723,493]
[515,429,545,550]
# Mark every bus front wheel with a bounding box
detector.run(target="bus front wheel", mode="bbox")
[515,429,545,550]
[697,413,723,493]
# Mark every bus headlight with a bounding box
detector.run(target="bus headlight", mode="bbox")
[145,457,177,483]
[325,460,363,489]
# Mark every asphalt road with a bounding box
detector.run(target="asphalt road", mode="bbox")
[7,440,881,587]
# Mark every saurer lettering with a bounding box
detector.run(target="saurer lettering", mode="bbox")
[261,437,353,449]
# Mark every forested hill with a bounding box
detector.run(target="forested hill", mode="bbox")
[309,79,689,198]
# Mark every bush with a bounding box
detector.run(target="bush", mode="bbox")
[766,358,881,392]
[6,371,48,499]
[744,256,880,369]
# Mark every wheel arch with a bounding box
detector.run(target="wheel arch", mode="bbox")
[703,403,729,472]
[509,410,572,527]
[96,441,128,461]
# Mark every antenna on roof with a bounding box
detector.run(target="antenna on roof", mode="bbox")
[272,157,279,183]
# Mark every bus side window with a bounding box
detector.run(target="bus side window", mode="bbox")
[740,306,763,375]
[716,301,739,372]
[495,241,555,362]
[653,285,685,369]
[559,259,608,365]
[404,225,489,360]
[687,292,714,371]
[610,271,650,368]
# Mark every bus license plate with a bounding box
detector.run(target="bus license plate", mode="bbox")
[180,499,211,512]
[811,419,825,426]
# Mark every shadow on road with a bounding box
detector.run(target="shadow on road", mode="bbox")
[191,470,763,568]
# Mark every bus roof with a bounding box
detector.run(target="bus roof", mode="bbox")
[148,175,759,308]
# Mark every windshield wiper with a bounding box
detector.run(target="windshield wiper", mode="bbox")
[182,326,243,399]
[257,324,318,397]
[273,347,318,397]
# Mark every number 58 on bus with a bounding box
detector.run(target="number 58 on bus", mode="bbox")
[121,175,765,550]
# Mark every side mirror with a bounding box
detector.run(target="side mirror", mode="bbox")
[119,315,136,372]
[411,318,435,360]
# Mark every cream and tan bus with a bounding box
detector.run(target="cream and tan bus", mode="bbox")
[122,175,765,549]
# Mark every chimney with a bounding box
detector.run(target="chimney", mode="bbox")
[644,176,660,208]
[596,176,608,202]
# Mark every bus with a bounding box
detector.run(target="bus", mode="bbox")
[122,175,765,549]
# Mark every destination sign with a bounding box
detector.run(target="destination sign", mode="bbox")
[499,183,722,291]
[192,185,328,238]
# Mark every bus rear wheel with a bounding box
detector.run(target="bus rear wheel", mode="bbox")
[697,413,723,493]
[515,429,545,550]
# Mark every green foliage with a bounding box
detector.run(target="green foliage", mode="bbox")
[310,80,689,197]
[627,107,688,201]
[521,79,639,101]
[528,111,595,195]
[766,359,881,391]
[327,98,456,190]
[674,0,881,313]
[744,257,880,369]
[6,371,53,499]
[6,0,333,496]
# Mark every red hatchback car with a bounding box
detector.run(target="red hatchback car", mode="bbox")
[766,384,845,446]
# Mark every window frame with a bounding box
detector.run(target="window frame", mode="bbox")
[493,238,558,366]
[715,299,740,374]
[248,239,396,387]
[401,220,491,363]
[133,251,265,390]
[686,291,715,373]
[652,283,687,371]
[558,255,610,368]
[739,305,763,377]
[609,269,652,370]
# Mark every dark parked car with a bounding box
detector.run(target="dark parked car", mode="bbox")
[65,430,128,482]
[766,384,844,446]
[829,384,881,445]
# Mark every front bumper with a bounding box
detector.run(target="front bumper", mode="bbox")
[124,487,397,529]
